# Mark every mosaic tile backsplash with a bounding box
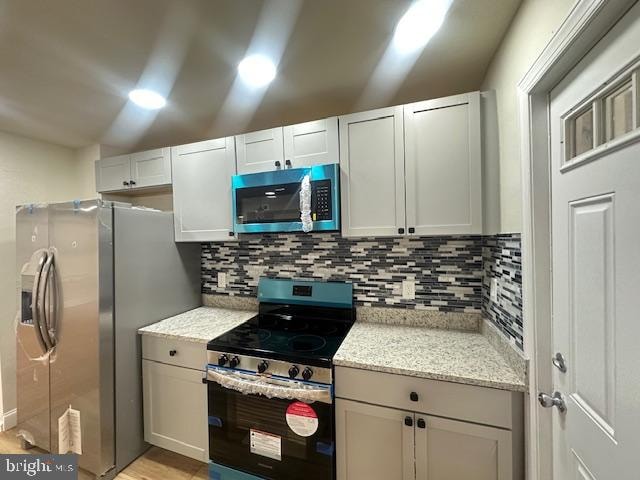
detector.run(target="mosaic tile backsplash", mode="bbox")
[482,234,523,350]
[202,233,483,313]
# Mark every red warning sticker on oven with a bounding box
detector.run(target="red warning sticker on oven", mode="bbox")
[286,401,319,437]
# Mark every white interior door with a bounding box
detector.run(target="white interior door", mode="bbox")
[549,4,640,479]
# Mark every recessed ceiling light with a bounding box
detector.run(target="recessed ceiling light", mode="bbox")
[128,89,167,110]
[238,54,277,88]
[393,0,451,54]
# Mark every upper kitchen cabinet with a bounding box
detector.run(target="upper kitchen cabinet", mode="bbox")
[130,148,172,189]
[95,147,172,193]
[95,154,132,192]
[404,92,482,235]
[282,117,339,169]
[339,106,406,237]
[171,137,236,242]
[235,117,339,174]
[235,127,285,174]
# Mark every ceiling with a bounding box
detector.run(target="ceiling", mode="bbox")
[0,0,521,151]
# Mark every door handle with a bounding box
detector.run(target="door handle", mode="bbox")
[41,251,57,347]
[538,391,567,413]
[38,252,55,350]
[31,252,49,353]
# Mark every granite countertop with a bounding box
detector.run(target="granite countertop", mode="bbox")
[334,322,526,392]
[138,306,256,344]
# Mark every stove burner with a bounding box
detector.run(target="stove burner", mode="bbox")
[231,328,271,346]
[288,335,327,353]
[261,314,308,332]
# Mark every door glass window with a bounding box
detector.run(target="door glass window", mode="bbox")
[605,81,634,141]
[571,108,594,158]
[235,183,301,224]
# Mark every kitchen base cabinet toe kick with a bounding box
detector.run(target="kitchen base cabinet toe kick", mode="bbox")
[334,367,524,480]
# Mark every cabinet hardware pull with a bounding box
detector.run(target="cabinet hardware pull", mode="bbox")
[123,181,130,186]
[285,159,292,168]
[404,416,413,427]
[410,391,419,402]
[228,232,235,237]
[130,180,136,186]
[417,418,426,429]
[398,228,405,234]
[169,350,177,357]
[408,227,415,234]
[275,161,281,168]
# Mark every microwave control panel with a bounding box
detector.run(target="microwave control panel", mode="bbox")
[311,180,333,221]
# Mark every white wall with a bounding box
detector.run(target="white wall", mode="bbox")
[0,130,85,423]
[481,0,576,233]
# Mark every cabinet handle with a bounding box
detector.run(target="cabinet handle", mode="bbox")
[130,180,136,186]
[169,349,177,357]
[417,418,426,429]
[275,161,281,168]
[122,181,130,186]
[228,232,235,237]
[285,159,292,168]
[408,227,415,234]
[404,416,413,427]
[398,228,405,234]
[410,391,419,402]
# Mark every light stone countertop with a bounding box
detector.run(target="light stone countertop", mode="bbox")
[138,306,256,344]
[334,322,526,392]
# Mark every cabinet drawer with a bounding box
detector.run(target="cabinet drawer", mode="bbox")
[142,335,207,371]
[335,367,519,429]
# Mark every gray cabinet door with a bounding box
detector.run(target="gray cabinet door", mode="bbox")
[130,147,172,188]
[171,137,236,242]
[415,415,512,480]
[336,399,414,480]
[404,92,482,235]
[142,360,208,462]
[339,106,406,237]
[95,154,131,192]
[283,117,339,168]
[235,127,285,174]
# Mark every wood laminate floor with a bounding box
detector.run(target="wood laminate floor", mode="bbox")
[0,428,208,480]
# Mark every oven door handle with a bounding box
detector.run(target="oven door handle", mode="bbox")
[206,367,333,404]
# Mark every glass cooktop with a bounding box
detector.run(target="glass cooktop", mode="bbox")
[207,304,355,368]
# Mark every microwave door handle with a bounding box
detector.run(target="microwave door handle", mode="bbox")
[31,252,49,354]
[206,368,332,404]
[41,251,57,347]
[38,252,55,350]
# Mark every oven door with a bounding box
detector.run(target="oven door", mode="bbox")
[231,163,339,234]
[207,367,335,480]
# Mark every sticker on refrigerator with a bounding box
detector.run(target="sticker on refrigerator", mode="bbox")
[250,429,281,461]
[58,406,82,454]
[286,401,318,437]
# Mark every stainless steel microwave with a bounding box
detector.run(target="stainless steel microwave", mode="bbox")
[231,163,340,234]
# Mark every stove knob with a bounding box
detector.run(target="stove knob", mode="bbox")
[288,365,300,379]
[302,367,313,381]
[257,360,269,374]
[229,356,240,368]
[217,354,229,367]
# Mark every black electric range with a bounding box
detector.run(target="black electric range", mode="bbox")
[205,277,354,480]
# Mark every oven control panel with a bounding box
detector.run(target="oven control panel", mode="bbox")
[207,350,332,385]
[311,179,333,221]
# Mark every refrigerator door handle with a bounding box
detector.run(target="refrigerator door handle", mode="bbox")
[31,251,50,354]
[41,250,57,347]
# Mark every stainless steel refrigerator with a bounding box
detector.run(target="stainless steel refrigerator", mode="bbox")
[15,200,201,478]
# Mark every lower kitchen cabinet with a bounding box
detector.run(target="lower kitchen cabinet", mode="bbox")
[335,400,415,480]
[142,357,208,462]
[335,367,523,480]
